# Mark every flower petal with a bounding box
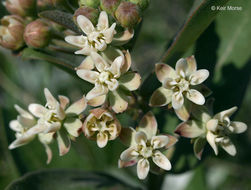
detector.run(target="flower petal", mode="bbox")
[66,96,87,115]
[138,112,158,139]
[97,132,108,148]
[56,103,65,120]
[214,107,237,121]
[221,140,236,156]
[230,121,247,134]
[64,118,82,137]
[175,120,205,138]
[119,127,137,146]
[186,89,205,105]
[155,63,177,83]
[172,91,184,109]
[175,58,187,77]
[186,55,197,75]
[135,131,147,145]
[17,115,36,128]
[86,85,109,100]
[118,159,137,168]
[206,119,218,132]
[65,35,87,48]
[121,50,132,73]
[9,120,22,132]
[28,104,47,118]
[44,121,61,133]
[137,159,150,180]
[75,46,93,55]
[152,151,171,171]
[14,104,33,119]
[97,11,109,31]
[109,90,128,113]
[43,143,52,164]
[206,131,218,155]
[189,69,209,85]
[76,69,99,84]
[9,134,35,149]
[87,95,106,107]
[149,87,172,107]
[193,137,206,160]
[109,56,124,77]
[76,56,95,70]
[120,147,138,162]
[57,131,71,156]
[44,88,58,109]
[112,29,134,46]
[174,102,191,121]
[58,95,70,110]
[103,23,116,44]
[151,135,169,149]
[106,79,119,91]
[119,72,141,91]
[90,52,109,72]
[77,15,94,34]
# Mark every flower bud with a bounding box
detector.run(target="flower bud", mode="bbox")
[128,0,149,11]
[0,15,25,50]
[78,0,100,8]
[100,0,121,15]
[74,6,99,25]
[115,2,141,28]
[4,0,36,17]
[24,19,51,48]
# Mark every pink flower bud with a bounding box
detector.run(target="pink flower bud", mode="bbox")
[4,0,36,17]
[24,19,51,48]
[0,15,25,50]
[115,2,141,28]
[78,0,100,8]
[129,0,149,11]
[74,6,99,25]
[100,0,121,15]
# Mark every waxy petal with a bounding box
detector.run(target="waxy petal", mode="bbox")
[186,55,197,75]
[138,112,158,139]
[155,63,177,83]
[206,131,218,155]
[109,90,128,113]
[172,91,184,109]
[56,103,65,120]
[119,127,137,147]
[193,137,206,160]
[17,115,36,128]
[87,95,106,107]
[90,52,109,72]
[152,151,171,170]
[44,121,61,133]
[28,104,48,118]
[175,120,205,138]
[76,56,95,70]
[86,85,109,100]
[58,95,69,110]
[9,120,22,132]
[66,96,87,115]
[151,135,169,149]
[135,131,147,145]
[97,132,108,148]
[77,15,95,34]
[106,79,119,91]
[149,87,172,107]
[64,118,82,137]
[109,55,124,77]
[214,107,237,122]
[118,159,137,168]
[44,88,58,109]
[206,119,218,132]
[75,46,94,55]
[112,29,134,46]
[57,131,71,156]
[121,50,132,73]
[97,11,109,31]
[9,134,35,149]
[65,35,87,48]
[137,159,150,180]
[174,103,191,121]
[14,104,33,119]
[189,69,209,85]
[175,58,187,77]
[120,147,138,162]
[76,69,99,84]
[230,121,247,134]
[103,23,116,44]
[119,72,141,91]
[221,140,236,156]
[186,89,205,105]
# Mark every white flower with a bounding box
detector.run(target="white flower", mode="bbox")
[28,88,87,162]
[119,112,177,180]
[83,108,121,148]
[65,11,116,55]
[206,107,247,156]
[150,56,209,121]
[8,105,40,149]
[76,52,141,113]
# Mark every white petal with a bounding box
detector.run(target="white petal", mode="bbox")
[174,103,191,121]
[151,135,169,149]
[57,132,71,156]
[119,72,141,91]
[43,143,53,164]
[64,118,82,137]
[28,104,48,118]
[103,23,116,44]
[138,112,158,139]
[97,132,108,148]
[66,96,87,115]
[76,56,94,70]
[120,147,138,161]
[186,55,197,75]
[87,95,106,107]
[155,63,177,83]
[109,56,124,77]
[77,15,94,34]
[221,140,236,156]
[206,119,218,132]
[58,95,70,110]
[206,131,218,155]
[90,52,109,72]
[121,50,132,73]
[44,88,58,109]
[112,29,134,46]
[9,135,35,149]
[230,121,247,134]
[97,11,109,31]
[44,121,61,133]
[106,79,119,91]
[172,92,184,109]
[56,103,65,120]
[17,115,36,128]
[189,69,209,85]
[76,69,99,84]
[137,159,150,180]
[86,85,108,100]
[95,41,107,51]
[109,90,128,113]
[149,87,172,107]
[135,131,147,145]
[65,35,87,48]
[175,58,187,77]
[186,89,205,105]
[9,120,22,132]
[152,151,171,170]
[14,104,33,119]
[38,132,54,144]
[75,46,93,55]
[214,107,237,121]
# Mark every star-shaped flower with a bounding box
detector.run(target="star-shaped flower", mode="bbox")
[119,112,177,180]
[150,56,210,121]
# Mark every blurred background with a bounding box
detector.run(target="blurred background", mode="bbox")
[0,0,251,189]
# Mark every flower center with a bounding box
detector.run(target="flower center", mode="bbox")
[138,141,154,159]
[99,71,111,83]
[176,77,190,92]
[88,31,105,48]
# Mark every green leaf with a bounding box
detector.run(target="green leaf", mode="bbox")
[161,0,231,65]
[39,10,81,34]
[5,169,141,190]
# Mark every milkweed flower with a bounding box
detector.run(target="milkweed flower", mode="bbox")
[175,106,247,159]
[150,55,210,121]
[83,108,121,148]
[76,52,141,113]
[119,112,177,180]
[65,11,116,55]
